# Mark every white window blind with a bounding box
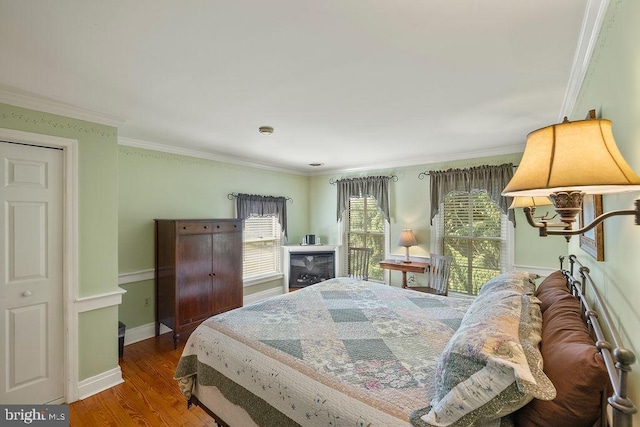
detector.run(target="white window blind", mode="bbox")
[243,215,282,280]
[435,190,512,295]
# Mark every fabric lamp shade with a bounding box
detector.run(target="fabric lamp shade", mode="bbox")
[502,119,640,196]
[397,229,417,247]
[508,196,553,209]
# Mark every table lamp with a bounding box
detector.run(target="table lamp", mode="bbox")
[397,229,417,263]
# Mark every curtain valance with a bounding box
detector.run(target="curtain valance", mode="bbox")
[429,163,515,225]
[235,193,288,238]
[336,176,390,222]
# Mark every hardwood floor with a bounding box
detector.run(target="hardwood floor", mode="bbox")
[70,332,213,426]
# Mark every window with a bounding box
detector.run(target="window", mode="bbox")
[436,190,512,295]
[344,196,386,281]
[242,215,282,282]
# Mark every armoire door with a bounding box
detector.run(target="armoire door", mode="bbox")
[211,224,242,314]
[0,141,64,404]
[176,232,214,327]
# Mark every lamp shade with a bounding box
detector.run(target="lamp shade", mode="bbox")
[508,196,553,209]
[502,119,640,196]
[397,229,417,247]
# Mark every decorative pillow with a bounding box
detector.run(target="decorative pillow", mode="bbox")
[422,288,556,426]
[534,270,569,313]
[477,271,538,296]
[514,292,608,427]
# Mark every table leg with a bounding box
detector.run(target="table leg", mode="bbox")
[402,271,408,288]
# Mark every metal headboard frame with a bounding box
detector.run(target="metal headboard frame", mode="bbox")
[559,255,637,427]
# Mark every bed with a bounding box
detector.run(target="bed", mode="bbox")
[174,255,637,426]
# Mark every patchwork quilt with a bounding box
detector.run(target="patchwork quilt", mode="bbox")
[175,277,474,427]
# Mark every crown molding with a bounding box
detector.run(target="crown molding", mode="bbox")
[0,85,126,128]
[118,136,307,176]
[120,135,524,178]
[307,143,526,176]
[559,0,611,120]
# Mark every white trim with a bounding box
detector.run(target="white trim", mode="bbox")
[118,269,154,285]
[76,288,127,313]
[559,0,610,119]
[119,136,306,176]
[123,323,155,346]
[120,136,525,177]
[243,287,283,306]
[0,128,80,403]
[308,144,526,176]
[77,366,124,400]
[0,85,126,128]
[513,264,558,278]
[122,322,171,346]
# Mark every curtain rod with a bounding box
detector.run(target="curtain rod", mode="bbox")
[329,174,398,185]
[417,164,518,180]
[227,192,293,203]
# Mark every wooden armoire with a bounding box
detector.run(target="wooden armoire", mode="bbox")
[154,219,243,348]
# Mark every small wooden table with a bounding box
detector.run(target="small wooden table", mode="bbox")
[379,260,429,288]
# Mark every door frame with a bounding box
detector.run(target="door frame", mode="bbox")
[0,128,79,403]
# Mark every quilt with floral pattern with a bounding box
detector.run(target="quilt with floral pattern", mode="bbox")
[175,277,474,427]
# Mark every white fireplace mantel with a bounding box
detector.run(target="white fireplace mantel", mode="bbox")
[282,245,340,293]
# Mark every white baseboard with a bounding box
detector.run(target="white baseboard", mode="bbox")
[124,322,171,346]
[78,366,124,400]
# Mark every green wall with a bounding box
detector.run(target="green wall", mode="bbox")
[568,0,640,415]
[117,146,309,328]
[0,103,119,380]
[118,280,155,329]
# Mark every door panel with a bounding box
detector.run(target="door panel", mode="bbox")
[212,229,242,314]
[8,202,47,281]
[8,303,47,387]
[0,142,63,404]
[177,233,213,325]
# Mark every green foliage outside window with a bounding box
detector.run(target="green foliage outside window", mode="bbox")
[442,191,503,295]
[347,197,385,281]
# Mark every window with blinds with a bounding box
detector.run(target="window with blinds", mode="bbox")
[243,215,282,281]
[436,190,511,295]
[344,197,386,281]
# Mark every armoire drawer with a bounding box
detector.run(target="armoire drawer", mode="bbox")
[212,221,241,233]
[177,221,214,234]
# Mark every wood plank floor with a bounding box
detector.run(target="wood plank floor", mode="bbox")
[70,333,213,426]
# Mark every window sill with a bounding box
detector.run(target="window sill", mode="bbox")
[243,273,284,288]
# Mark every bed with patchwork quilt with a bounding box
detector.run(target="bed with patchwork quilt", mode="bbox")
[174,267,636,427]
[175,277,476,426]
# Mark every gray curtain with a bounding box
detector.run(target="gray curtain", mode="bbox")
[336,176,390,222]
[236,193,288,239]
[429,163,515,225]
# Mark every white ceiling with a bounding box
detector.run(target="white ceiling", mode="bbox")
[0,1,603,174]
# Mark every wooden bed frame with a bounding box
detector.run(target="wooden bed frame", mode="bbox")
[185,255,638,427]
[560,255,637,427]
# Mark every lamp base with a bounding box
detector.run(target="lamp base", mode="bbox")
[403,247,412,263]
